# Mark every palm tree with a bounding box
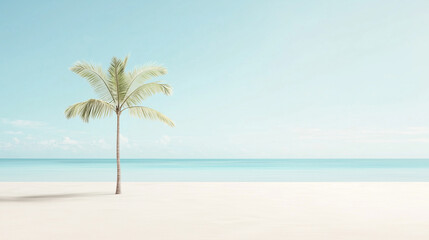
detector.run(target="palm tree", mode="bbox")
[65,56,174,194]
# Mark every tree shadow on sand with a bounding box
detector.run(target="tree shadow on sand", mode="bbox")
[0,192,113,202]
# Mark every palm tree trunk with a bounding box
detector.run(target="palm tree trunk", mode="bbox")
[115,113,121,194]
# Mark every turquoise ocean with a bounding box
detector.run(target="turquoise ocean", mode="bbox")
[1,158,429,182]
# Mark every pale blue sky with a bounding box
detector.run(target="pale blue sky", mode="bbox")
[1,0,429,158]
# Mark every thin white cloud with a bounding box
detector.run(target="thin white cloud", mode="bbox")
[94,138,110,149]
[62,136,79,145]
[4,131,23,135]
[39,139,58,147]
[0,142,12,149]
[38,137,81,150]
[158,135,171,145]
[2,119,44,128]
[119,134,129,146]
[120,134,129,144]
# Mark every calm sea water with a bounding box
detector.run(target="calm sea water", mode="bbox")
[1,158,429,182]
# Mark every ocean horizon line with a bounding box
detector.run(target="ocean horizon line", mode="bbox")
[2,158,429,182]
[2,157,429,160]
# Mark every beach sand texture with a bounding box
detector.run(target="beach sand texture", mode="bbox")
[1,182,428,240]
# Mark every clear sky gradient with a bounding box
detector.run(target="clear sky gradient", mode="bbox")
[1,0,429,158]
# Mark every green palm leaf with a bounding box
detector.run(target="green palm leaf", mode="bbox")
[70,62,115,103]
[124,65,167,99]
[126,106,175,127]
[108,56,129,104]
[65,99,115,122]
[122,82,172,106]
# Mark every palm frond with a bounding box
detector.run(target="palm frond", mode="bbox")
[122,82,172,107]
[70,62,115,103]
[124,65,167,99]
[108,56,129,104]
[125,106,175,127]
[65,99,115,123]
[67,56,174,127]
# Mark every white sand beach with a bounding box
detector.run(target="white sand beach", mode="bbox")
[1,182,429,240]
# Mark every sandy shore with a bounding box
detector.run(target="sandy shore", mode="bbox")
[1,182,429,240]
